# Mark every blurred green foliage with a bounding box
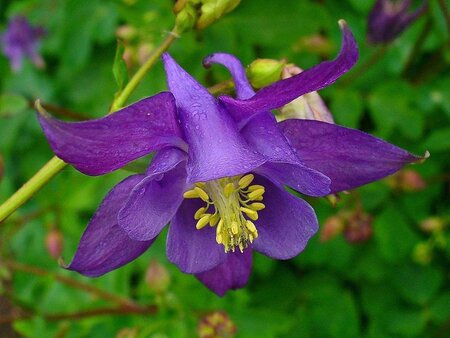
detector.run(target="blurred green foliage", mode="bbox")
[0,0,449,337]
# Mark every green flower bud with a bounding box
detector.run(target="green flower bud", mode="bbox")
[196,0,241,30]
[412,242,433,265]
[419,217,445,233]
[175,2,198,34]
[247,59,285,89]
[198,311,237,338]
[145,259,171,294]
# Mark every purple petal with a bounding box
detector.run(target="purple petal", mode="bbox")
[66,175,154,277]
[219,21,358,119]
[280,119,424,193]
[252,175,318,259]
[162,53,265,183]
[196,249,252,296]
[203,53,255,100]
[37,93,186,176]
[118,148,187,241]
[166,199,227,274]
[255,161,331,197]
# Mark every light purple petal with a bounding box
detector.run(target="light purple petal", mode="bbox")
[203,53,255,100]
[252,175,318,259]
[219,21,358,120]
[162,53,265,183]
[280,119,424,193]
[118,148,187,241]
[166,199,227,274]
[66,175,154,277]
[255,161,331,197]
[195,249,252,296]
[37,93,186,176]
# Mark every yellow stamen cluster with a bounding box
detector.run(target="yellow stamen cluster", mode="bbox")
[183,174,265,253]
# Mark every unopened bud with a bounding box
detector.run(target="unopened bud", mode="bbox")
[196,0,241,30]
[419,217,445,233]
[247,59,285,89]
[277,64,334,123]
[175,2,198,34]
[412,242,432,265]
[116,25,137,41]
[145,259,171,293]
[344,212,373,244]
[387,169,426,192]
[293,34,333,56]
[116,328,138,338]
[137,43,154,65]
[320,215,345,242]
[45,228,64,259]
[198,311,237,338]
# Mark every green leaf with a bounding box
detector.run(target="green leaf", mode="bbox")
[330,89,363,128]
[113,40,129,92]
[0,93,28,117]
[430,292,450,323]
[423,127,450,152]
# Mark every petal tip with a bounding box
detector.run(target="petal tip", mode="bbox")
[418,150,430,163]
[35,99,48,117]
[338,19,348,29]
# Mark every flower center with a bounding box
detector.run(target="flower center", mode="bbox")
[183,174,265,253]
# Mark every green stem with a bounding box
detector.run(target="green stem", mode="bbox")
[0,157,66,223]
[0,29,179,223]
[110,29,179,111]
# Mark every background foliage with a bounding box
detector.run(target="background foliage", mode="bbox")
[0,0,449,337]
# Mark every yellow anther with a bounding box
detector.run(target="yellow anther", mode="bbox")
[231,221,239,235]
[224,183,235,197]
[238,174,254,189]
[253,229,259,239]
[195,182,206,188]
[196,214,211,230]
[183,189,199,199]
[209,213,219,226]
[240,207,258,220]
[249,202,265,211]
[217,219,224,234]
[194,187,210,202]
[245,220,257,233]
[248,188,265,200]
[254,196,264,201]
[194,207,207,220]
[247,184,265,192]
[216,234,223,244]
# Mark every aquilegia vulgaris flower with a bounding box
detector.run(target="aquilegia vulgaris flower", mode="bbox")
[367,0,428,44]
[0,15,45,71]
[37,21,425,296]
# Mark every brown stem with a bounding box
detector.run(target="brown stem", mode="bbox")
[28,100,90,121]
[3,260,142,310]
[208,79,234,95]
[0,305,157,324]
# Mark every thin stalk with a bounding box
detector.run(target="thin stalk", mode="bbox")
[0,29,179,223]
[4,260,142,310]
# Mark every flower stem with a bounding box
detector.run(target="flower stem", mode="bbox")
[0,30,179,224]
[4,259,142,310]
[110,29,179,112]
[0,157,66,223]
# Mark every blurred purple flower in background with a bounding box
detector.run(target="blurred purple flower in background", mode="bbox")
[0,15,45,71]
[37,21,424,296]
[367,0,428,44]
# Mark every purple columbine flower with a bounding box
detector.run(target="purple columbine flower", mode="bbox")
[0,15,45,71]
[37,21,425,296]
[367,0,428,44]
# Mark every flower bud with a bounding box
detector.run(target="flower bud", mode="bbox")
[412,242,432,265]
[45,228,64,259]
[175,2,198,34]
[387,169,426,192]
[145,259,171,293]
[138,43,154,65]
[293,34,333,56]
[116,328,138,338]
[196,0,241,30]
[320,215,345,242]
[116,25,137,41]
[247,59,285,89]
[419,217,445,233]
[344,212,373,244]
[277,64,334,123]
[198,311,237,338]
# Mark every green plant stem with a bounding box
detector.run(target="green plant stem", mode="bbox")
[110,29,179,111]
[0,29,179,224]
